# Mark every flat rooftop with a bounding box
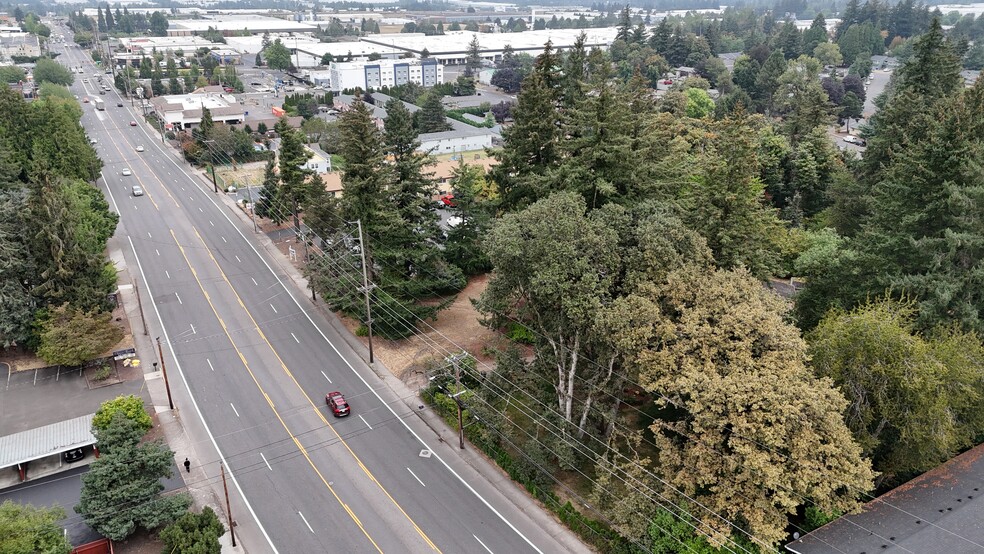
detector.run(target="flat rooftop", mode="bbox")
[361,28,620,56]
[168,15,319,33]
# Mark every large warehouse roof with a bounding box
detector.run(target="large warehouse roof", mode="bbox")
[361,28,620,57]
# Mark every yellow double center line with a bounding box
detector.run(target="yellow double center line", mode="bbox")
[171,228,440,553]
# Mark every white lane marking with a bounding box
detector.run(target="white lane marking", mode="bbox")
[189,196,194,201]
[235,255,241,263]
[124,237,279,553]
[156,137,542,554]
[175,292,182,305]
[206,358,214,372]
[474,535,494,554]
[198,207,203,212]
[230,403,240,417]
[321,371,332,384]
[270,303,278,314]
[221,236,227,243]
[190,323,196,335]
[298,512,315,534]
[359,415,373,430]
[260,452,272,471]
[148,232,152,238]
[407,467,425,487]
[209,220,214,226]
[290,332,299,343]
[251,277,258,286]
[155,249,160,256]
[165,270,170,279]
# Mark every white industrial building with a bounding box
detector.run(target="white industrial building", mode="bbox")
[167,15,318,37]
[149,86,244,131]
[117,36,224,55]
[360,28,621,64]
[328,58,443,92]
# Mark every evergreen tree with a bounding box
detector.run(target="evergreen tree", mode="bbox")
[491,45,563,212]
[255,159,288,224]
[543,61,639,209]
[561,32,588,108]
[615,6,632,42]
[754,49,788,114]
[802,13,829,55]
[685,113,783,278]
[444,161,492,275]
[417,93,450,133]
[649,17,672,56]
[859,79,984,332]
[275,119,313,233]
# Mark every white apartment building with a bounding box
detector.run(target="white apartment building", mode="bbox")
[328,58,443,92]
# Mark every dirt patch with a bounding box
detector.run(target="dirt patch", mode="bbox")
[112,528,163,554]
[248,212,504,383]
[336,274,502,381]
[216,161,268,190]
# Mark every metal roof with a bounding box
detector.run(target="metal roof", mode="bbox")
[0,413,96,467]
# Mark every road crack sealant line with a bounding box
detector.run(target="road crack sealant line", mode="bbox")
[148,126,547,554]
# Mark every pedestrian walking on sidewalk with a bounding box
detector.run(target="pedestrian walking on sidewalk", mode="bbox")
[184,457,191,473]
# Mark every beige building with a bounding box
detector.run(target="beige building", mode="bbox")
[0,34,41,60]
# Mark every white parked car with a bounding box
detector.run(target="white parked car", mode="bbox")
[843,135,866,146]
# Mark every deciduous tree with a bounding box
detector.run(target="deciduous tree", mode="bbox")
[0,501,71,554]
[809,298,984,483]
[605,266,875,547]
[159,507,225,554]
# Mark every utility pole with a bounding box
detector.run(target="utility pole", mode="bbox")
[356,219,374,364]
[245,184,258,233]
[220,462,236,547]
[134,282,148,336]
[452,354,465,450]
[156,337,174,410]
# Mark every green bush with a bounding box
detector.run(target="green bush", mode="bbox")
[93,395,152,433]
[93,365,112,381]
[506,322,535,344]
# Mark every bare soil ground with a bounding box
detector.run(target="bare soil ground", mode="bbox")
[112,529,163,554]
[215,162,267,190]
[251,213,502,384]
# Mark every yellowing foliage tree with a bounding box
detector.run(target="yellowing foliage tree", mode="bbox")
[604,266,875,547]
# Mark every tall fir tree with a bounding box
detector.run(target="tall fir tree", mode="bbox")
[275,119,313,233]
[491,43,563,212]
[858,79,984,332]
[417,92,450,133]
[255,159,288,224]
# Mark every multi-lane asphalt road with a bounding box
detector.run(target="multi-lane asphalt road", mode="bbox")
[56,38,585,554]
